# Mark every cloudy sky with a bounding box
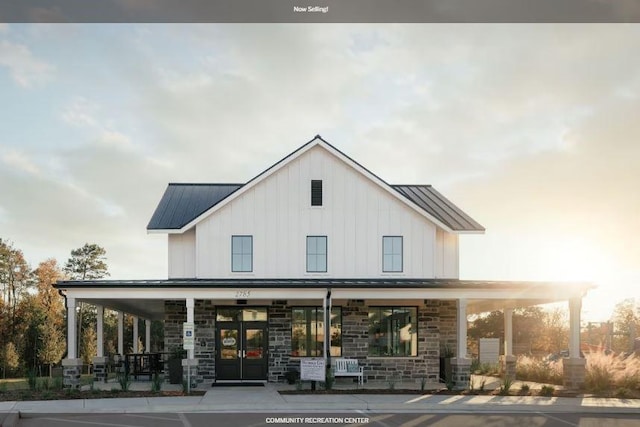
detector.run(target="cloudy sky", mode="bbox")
[1,24,638,321]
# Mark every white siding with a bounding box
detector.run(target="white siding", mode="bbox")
[174,145,459,279]
[168,228,196,278]
[435,229,459,279]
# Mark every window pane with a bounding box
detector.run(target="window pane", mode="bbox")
[292,307,341,357]
[307,237,315,254]
[232,254,242,272]
[232,236,252,272]
[383,255,392,272]
[317,237,326,255]
[368,307,416,356]
[393,237,402,253]
[317,255,326,272]
[393,254,402,271]
[383,237,392,255]
[307,255,316,272]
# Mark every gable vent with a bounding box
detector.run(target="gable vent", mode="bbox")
[311,180,323,206]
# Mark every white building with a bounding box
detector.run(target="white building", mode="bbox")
[56,136,591,389]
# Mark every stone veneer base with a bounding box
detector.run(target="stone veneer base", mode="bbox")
[563,357,586,390]
[62,358,83,389]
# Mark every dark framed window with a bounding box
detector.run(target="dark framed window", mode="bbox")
[311,180,323,206]
[368,307,417,357]
[306,236,327,272]
[291,307,342,357]
[382,236,403,272]
[231,235,253,272]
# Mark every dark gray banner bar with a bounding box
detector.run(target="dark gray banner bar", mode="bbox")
[1,0,640,23]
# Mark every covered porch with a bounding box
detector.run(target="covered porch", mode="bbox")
[54,279,593,390]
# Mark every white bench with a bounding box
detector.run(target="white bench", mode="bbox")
[332,358,364,386]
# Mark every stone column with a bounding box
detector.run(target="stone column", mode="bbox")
[500,308,516,381]
[133,316,139,353]
[93,305,108,382]
[563,297,586,389]
[62,297,83,388]
[451,299,471,389]
[145,319,151,353]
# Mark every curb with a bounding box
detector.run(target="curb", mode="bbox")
[0,412,19,427]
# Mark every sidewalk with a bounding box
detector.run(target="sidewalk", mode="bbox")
[1,383,639,418]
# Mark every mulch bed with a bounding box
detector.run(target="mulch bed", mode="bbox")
[0,389,206,401]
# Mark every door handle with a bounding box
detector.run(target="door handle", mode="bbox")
[242,350,246,358]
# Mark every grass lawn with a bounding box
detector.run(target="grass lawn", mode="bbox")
[0,374,94,391]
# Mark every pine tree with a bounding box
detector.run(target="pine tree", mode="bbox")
[64,244,109,359]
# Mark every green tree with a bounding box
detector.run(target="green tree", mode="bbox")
[34,259,66,375]
[0,239,33,337]
[38,321,66,377]
[1,341,19,378]
[80,327,97,373]
[64,244,109,359]
[611,298,640,353]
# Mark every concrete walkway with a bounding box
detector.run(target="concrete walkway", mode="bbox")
[1,383,639,418]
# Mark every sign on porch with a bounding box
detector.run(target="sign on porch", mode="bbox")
[183,322,195,350]
[300,357,326,381]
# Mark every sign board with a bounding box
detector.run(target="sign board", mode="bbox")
[300,357,326,381]
[183,322,195,350]
[479,338,500,364]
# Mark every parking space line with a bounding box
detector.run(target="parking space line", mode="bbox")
[34,417,141,427]
[177,412,193,427]
[535,412,579,427]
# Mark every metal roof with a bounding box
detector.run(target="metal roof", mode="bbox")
[392,185,485,232]
[147,183,243,230]
[55,278,594,292]
[147,137,484,232]
[147,183,483,232]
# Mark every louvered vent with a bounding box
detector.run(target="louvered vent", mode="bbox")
[311,180,323,206]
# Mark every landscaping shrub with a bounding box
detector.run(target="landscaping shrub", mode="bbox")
[516,355,563,385]
[27,369,38,391]
[585,352,640,393]
[519,383,530,395]
[539,385,555,397]
[498,377,513,395]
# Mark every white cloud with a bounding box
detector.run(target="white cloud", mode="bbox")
[0,24,8,33]
[61,97,99,128]
[2,149,41,175]
[0,40,54,88]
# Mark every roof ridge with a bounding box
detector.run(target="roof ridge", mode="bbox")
[168,183,245,186]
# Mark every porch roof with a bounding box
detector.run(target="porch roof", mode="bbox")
[54,278,593,320]
[54,278,594,291]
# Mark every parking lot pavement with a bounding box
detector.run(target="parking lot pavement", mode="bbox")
[14,412,640,427]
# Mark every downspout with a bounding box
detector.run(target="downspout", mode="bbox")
[325,289,332,377]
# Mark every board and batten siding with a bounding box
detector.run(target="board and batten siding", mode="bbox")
[168,145,459,279]
[168,228,196,278]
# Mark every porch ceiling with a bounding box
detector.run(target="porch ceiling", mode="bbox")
[78,298,165,321]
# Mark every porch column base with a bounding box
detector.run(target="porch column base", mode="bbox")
[450,357,471,390]
[62,358,83,389]
[500,355,517,381]
[563,357,586,390]
[182,358,199,388]
[93,356,109,383]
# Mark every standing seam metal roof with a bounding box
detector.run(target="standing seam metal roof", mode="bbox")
[146,137,484,232]
[147,182,483,231]
[392,185,484,232]
[147,183,243,230]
